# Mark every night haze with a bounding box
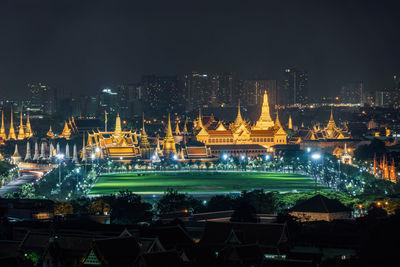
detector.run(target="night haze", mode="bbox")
[0,0,399,98]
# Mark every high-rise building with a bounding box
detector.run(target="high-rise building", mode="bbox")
[141,75,181,114]
[27,83,57,115]
[282,68,308,105]
[238,79,279,108]
[339,81,363,104]
[183,72,234,110]
[375,88,400,108]
[99,88,118,114]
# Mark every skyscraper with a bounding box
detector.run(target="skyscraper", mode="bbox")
[238,79,279,108]
[27,83,57,115]
[282,68,309,105]
[339,81,363,104]
[182,72,234,110]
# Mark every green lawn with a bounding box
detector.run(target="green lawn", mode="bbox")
[89,171,324,195]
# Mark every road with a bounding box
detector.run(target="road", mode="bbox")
[0,174,36,197]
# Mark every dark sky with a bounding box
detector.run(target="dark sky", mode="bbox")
[0,0,399,98]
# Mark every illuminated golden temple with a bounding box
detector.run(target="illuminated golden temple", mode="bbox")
[86,114,141,160]
[196,91,287,146]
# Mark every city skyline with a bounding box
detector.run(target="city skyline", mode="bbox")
[0,0,399,98]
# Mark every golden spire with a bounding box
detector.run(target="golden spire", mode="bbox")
[0,110,6,140]
[252,90,274,130]
[197,109,204,130]
[61,121,71,139]
[288,115,293,130]
[163,113,176,156]
[183,119,188,133]
[140,113,151,157]
[47,125,55,139]
[175,121,181,135]
[25,112,33,138]
[233,99,244,126]
[274,110,283,129]
[8,109,16,140]
[115,113,122,135]
[17,110,25,140]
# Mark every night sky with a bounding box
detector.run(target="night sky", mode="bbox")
[0,0,399,98]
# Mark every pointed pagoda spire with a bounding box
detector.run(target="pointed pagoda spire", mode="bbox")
[234,99,244,125]
[288,115,293,130]
[301,121,304,128]
[11,144,21,164]
[61,121,71,139]
[183,119,188,134]
[252,90,274,130]
[81,133,87,161]
[274,110,283,129]
[162,113,177,156]
[25,112,33,138]
[17,110,25,140]
[114,113,122,135]
[196,109,204,130]
[49,143,54,158]
[33,142,39,161]
[47,125,55,139]
[0,110,6,139]
[166,113,173,138]
[8,109,16,140]
[175,121,181,135]
[25,142,31,161]
[65,143,70,159]
[40,143,46,159]
[72,144,78,163]
[139,114,151,158]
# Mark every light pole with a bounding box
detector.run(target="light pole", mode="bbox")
[311,152,321,194]
[56,154,64,185]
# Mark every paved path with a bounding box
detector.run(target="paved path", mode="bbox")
[0,174,36,197]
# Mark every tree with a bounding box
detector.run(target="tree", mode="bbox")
[230,201,259,223]
[207,195,235,211]
[104,190,152,224]
[354,138,386,161]
[21,183,36,198]
[156,188,203,214]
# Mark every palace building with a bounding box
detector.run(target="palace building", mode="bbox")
[195,91,287,151]
[86,114,141,160]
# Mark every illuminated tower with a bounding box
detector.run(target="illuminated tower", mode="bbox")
[72,144,78,163]
[65,143,70,159]
[0,111,6,140]
[175,122,181,135]
[139,114,151,159]
[252,90,274,130]
[25,142,31,161]
[81,133,87,162]
[40,143,46,159]
[33,142,39,161]
[25,112,33,138]
[288,115,293,130]
[61,121,71,140]
[162,114,176,156]
[8,109,16,140]
[17,110,25,140]
[47,126,55,139]
[11,144,21,164]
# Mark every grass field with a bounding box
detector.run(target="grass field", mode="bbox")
[89,171,324,195]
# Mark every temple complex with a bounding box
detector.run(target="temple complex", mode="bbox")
[86,114,141,160]
[196,91,287,147]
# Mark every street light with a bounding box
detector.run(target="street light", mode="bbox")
[311,152,321,194]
